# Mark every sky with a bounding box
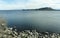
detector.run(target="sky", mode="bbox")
[0,0,60,10]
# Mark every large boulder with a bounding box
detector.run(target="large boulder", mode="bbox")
[0,18,7,35]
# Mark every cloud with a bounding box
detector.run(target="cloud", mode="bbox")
[26,0,60,9]
[0,0,60,10]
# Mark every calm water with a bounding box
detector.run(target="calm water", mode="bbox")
[0,10,60,33]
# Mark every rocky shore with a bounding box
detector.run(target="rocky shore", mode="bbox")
[0,23,60,38]
[0,19,60,38]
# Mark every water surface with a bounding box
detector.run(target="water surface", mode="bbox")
[0,10,60,33]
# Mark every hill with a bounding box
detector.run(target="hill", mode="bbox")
[35,7,54,11]
[22,7,55,11]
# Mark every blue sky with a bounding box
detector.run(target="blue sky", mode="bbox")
[0,0,60,10]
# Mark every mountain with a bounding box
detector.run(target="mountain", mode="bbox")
[35,7,54,10]
[22,7,55,11]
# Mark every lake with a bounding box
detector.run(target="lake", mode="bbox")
[0,10,60,33]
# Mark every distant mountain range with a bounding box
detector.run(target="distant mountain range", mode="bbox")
[36,7,54,10]
[22,7,56,11]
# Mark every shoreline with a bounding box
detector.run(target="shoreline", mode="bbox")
[0,25,60,38]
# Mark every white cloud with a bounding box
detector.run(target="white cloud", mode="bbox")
[25,0,60,9]
[0,0,60,10]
